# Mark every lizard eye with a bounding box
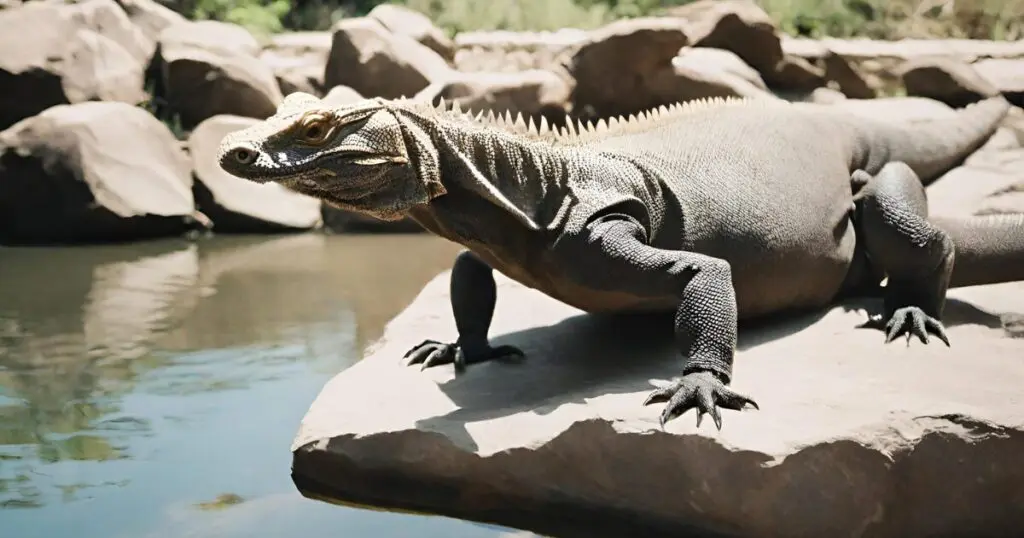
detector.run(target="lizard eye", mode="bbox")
[297,114,332,145]
[233,148,255,165]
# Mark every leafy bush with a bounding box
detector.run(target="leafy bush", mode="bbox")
[757,0,1024,40]
[189,0,291,35]
[175,0,1024,41]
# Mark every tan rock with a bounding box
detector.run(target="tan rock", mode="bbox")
[292,269,1024,537]
[187,115,323,233]
[770,54,826,91]
[668,0,789,88]
[665,47,773,101]
[0,2,147,129]
[368,3,455,63]
[0,101,198,244]
[265,31,333,56]
[454,30,587,73]
[783,37,1024,63]
[161,19,261,57]
[323,17,453,99]
[115,0,186,39]
[676,47,766,89]
[803,87,847,104]
[822,53,875,99]
[65,0,154,63]
[972,58,1024,107]
[273,61,324,97]
[321,85,364,106]
[149,20,282,129]
[260,32,333,98]
[898,56,1001,108]
[415,69,571,121]
[567,17,690,118]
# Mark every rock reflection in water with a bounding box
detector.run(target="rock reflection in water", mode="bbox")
[0,233,504,538]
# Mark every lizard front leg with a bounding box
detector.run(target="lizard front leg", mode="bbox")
[562,214,758,429]
[403,249,524,371]
[853,161,954,346]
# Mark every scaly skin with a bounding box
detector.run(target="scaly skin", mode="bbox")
[216,92,1021,429]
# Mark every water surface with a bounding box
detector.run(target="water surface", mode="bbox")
[0,233,517,538]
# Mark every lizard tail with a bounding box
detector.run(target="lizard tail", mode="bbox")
[933,213,1024,288]
[865,96,1012,186]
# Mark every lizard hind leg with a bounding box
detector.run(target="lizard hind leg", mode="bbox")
[402,250,524,372]
[853,161,955,346]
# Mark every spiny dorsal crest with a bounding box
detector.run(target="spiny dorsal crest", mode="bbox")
[399,95,787,146]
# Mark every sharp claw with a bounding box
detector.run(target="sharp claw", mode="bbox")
[402,350,423,366]
[745,399,759,411]
[696,411,704,428]
[710,407,722,430]
[420,348,446,370]
[643,389,669,406]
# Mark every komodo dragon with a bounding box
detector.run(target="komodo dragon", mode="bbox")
[216,92,1024,429]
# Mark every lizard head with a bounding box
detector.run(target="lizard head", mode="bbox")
[217,92,444,221]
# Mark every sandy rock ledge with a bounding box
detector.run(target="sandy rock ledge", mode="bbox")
[291,272,1024,538]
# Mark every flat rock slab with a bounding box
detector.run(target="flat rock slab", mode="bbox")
[292,272,1024,538]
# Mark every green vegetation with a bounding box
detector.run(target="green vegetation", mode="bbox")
[177,0,1024,41]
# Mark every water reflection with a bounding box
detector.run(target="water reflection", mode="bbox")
[0,234,511,537]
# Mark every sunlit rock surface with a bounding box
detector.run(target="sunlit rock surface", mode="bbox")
[291,270,1024,538]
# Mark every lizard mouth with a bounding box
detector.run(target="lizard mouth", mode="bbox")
[242,151,402,186]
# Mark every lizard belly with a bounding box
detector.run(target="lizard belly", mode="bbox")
[472,246,677,314]
[668,184,858,319]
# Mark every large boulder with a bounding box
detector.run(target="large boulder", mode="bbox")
[320,85,364,106]
[65,0,154,63]
[567,18,691,119]
[666,47,774,101]
[147,20,282,129]
[972,58,1024,108]
[0,1,148,130]
[667,0,813,91]
[259,31,333,97]
[291,269,1024,537]
[186,115,323,233]
[415,69,572,122]
[898,56,1001,108]
[367,3,455,63]
[323,17,453,99]
[115,0,187,39]
[0,101,199,244]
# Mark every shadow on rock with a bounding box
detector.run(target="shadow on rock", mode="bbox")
[413,305,833,450]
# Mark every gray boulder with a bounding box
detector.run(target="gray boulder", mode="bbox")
[291,270,1024,538]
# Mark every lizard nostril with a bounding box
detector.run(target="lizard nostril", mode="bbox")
[233,148,256,165]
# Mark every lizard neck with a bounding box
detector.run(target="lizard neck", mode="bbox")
[409,115,577,233]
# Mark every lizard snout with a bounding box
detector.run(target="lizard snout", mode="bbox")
[218,141,266,179]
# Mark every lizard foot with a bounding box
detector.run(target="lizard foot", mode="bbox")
[643,371,758,429]
[402,340,524,372]
[884,307,950,346]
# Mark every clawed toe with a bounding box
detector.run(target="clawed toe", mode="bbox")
[402,340,525,371]
[643,371,758,430]
[402,340,455,368]
[884,307,950,346]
